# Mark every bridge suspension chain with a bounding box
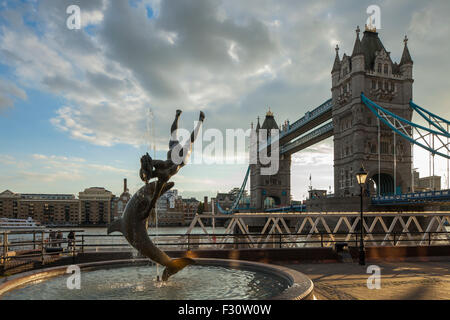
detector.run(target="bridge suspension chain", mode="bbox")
[361,93,450,160]
[216,165,251,214]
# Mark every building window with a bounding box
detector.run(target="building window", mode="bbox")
[345,170,349,187]
[381,141,390,154]
[350,167,354,187]
[372,80,376,89]
[384,64,389,74]
[65,205,70,222]
[370,142,377,154]
[377,64,382,73]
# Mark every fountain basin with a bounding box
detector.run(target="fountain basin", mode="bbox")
[0,258,313,300]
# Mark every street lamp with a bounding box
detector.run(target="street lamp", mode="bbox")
[356,165,368,266]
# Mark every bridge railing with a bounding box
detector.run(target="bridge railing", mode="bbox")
[372,189,450,205]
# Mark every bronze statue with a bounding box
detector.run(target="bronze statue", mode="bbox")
[108,109,205,281]
[140,110,204,222]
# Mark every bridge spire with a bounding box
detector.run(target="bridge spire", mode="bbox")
[400,35,413,66]
[352,26,363,57]
[332,44,341,73]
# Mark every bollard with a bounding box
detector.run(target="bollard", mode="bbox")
[2,232,8,266]
[41,231,45,265]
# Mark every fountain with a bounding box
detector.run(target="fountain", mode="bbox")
[0,110,314,300]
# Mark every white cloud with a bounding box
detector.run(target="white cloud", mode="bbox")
[2,0,450,199]
[0,78,27,111]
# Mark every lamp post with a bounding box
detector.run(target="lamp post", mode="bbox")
[356,165,368,266]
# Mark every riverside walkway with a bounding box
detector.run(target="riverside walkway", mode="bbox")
[286,259,450,300]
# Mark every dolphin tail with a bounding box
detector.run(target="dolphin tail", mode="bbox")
[162,258,195,281]
[107,218,123,235]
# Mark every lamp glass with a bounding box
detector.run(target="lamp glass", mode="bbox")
[356,167,368,186]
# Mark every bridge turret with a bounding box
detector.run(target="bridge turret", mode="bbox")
[332,27,413,198]
[250,109,291,210]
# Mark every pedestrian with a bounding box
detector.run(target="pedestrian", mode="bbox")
[49,230,56,248]
[56,231,63,248]
[68,231,75,251]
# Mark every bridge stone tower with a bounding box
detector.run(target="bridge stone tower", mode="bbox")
[250,111,291,210]
[332,26,414,197]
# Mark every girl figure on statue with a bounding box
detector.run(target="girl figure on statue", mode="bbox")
[139,110,205,221]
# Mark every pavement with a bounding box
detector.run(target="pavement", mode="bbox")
[285,258,450,300]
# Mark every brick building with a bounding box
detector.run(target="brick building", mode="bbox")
[78,187,114,225]
[0,190,79,225]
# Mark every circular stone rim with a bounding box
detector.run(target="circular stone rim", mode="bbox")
[0,258,314,300]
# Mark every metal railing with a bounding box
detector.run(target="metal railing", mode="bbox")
[372,189,450,205]
[1,230,82,272]
[76,231,450,250]
[2,229,449,270]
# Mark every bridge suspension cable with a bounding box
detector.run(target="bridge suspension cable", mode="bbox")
[216,165,251,214]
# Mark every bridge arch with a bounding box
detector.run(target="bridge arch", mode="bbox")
[370,172,395,196]
[264,196,281,209]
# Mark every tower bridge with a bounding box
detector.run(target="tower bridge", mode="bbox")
[217,26,450,215]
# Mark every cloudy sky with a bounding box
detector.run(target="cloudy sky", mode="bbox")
[1,0,450,200]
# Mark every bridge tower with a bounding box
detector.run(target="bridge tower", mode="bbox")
[250,111,291,210]
[332,26,414,197]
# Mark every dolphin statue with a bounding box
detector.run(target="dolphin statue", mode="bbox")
[107,181,195,281]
